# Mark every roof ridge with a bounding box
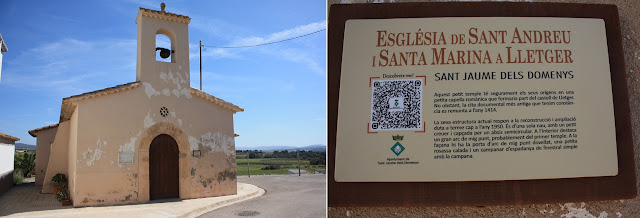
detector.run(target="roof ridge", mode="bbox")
[59,82,141,122]
[0,132,20,141]
[64,81,140,100]
[190,87,244,113]
[138,7,190,24]
[28,123,60,137]
[57,82,242,122]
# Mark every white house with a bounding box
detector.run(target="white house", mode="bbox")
[0,132,19,194]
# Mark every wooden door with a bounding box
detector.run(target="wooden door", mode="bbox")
[150,134,179,200]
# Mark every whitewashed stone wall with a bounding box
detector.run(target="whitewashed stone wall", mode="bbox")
[0,143,14,175]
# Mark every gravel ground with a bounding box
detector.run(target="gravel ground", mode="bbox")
[328,0,640,217]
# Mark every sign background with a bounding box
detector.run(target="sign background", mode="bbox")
[328,2,636,206]
[336,17,618,182]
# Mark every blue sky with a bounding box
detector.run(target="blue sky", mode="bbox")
[0,0,326,147]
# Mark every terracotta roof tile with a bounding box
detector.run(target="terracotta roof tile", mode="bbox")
[60,82,140,122]
[28,123,60,137]
[138,7,190,24]
[57,81,242,122]
[0,132,19,141]
[63,81,140,101]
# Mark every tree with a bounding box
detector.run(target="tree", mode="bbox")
[310,157,325,165]
[14,152,36,177]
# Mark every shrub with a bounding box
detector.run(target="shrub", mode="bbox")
[52,173,67,188]
[12,170,24,185]
[261,165,281,170]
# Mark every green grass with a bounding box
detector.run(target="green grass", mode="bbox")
[235,158,326,176]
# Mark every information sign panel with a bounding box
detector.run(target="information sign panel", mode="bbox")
[328,2,636,206]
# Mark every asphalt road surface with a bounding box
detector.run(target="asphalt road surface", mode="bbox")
[199,174,326,218]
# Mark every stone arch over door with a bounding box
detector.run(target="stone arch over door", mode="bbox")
[138,122,192,202]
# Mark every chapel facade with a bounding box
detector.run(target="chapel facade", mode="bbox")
[28,5,242,207]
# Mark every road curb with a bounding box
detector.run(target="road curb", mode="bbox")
[3,183,266,218]
[180,183,266,218]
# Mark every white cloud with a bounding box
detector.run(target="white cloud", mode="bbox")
[260,47,324,75]
[190,16,252,41]
[189,43,241,60]
[43,14,80,23]
[195,21,326,75]
[2,38,137,95]
[201,71,296,94]
[231,21,326,47]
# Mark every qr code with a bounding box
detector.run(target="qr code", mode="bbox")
[370,79,422,131]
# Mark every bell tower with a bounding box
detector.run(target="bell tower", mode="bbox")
[135,3,191,87]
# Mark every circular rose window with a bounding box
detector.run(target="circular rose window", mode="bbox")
[160,107,169,117]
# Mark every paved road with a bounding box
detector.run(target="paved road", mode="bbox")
[200,174,326,218]
[0,182,63,216]
[1,182,262,217]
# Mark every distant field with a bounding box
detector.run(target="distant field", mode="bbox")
[235,158,326,176]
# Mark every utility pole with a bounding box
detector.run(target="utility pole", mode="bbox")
[199,40,202,90]
[297,149,301,176]
[247,150,250,177]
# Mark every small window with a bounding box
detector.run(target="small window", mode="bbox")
[156,34,172,62]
